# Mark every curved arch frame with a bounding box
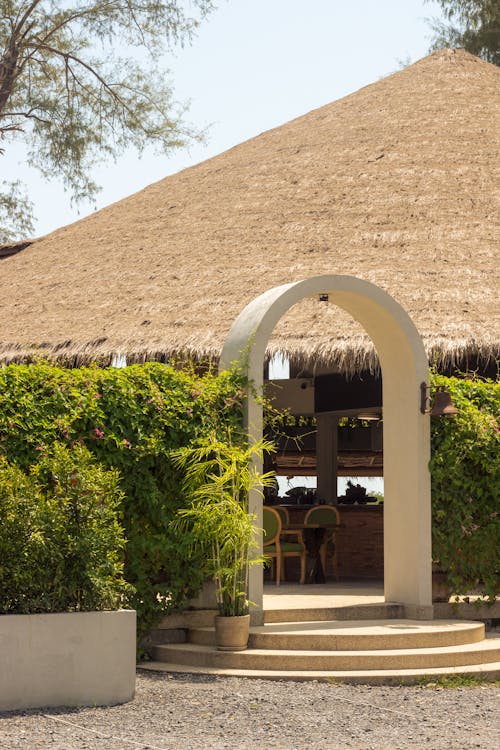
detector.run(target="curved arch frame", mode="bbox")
[220,275,432,622]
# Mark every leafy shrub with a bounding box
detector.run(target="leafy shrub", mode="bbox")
[430,374,500,602]
[0,362,245,634]
[0,443,130,613]
[0,458,45,612]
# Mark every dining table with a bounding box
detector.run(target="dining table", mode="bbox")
[285,522,338,584]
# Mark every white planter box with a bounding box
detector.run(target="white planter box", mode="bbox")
[0,610,136,711]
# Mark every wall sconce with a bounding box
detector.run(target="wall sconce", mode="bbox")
[420,383,458,417]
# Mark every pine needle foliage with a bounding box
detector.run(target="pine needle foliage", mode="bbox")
[0,1,215,240]
[426,1,500,65]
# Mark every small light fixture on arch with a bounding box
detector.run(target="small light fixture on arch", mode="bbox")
[420,383,458,417]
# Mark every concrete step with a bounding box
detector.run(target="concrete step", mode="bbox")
[263,602,404,623]
[139,658,500,685]
[152,635,500,671]
[189,619,485,651]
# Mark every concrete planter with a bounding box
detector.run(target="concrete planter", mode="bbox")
[0,610,136,711]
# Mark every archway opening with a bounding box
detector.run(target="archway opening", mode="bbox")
[220,275,432,623]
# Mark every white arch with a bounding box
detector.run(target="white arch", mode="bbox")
[220,275,432,622]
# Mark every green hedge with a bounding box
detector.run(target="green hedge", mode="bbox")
[0,363,497,630]
[430,374,500,601]
[0,362,245,635]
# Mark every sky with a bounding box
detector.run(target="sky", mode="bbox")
[2,0,444,238]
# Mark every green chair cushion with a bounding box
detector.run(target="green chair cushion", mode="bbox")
[263,507,280,540]
[305,507,339,525]
[264,542,305,553]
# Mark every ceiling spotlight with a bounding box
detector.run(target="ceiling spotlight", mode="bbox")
[357,411,382,421]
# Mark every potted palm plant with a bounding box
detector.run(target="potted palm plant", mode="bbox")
[171,432,275,651]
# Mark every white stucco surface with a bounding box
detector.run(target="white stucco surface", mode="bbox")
[0,610,136,711]
[220,275,432,622]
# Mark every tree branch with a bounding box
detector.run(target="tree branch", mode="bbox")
[14,0,45,38]
[25,40,149,130]
[0,36,19,115]
[0,108,52,127]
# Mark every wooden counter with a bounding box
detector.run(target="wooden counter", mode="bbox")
[335,505,383,579]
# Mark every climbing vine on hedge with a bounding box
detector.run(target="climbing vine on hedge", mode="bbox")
[0,363,498,632]
[430,373,499,602]
[0,362,246,636]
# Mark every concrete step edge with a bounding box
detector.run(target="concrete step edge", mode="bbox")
[156,638,500,659]
[188,619,485,650]
[139,660,500,685]
[152,639,500,671]
[263,603,404,623]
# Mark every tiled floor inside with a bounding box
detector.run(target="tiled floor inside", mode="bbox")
[263,580,385,610]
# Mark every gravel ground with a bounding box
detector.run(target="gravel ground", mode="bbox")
[0,670,498,750]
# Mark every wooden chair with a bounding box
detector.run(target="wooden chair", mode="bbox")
[263,506,306,586]
[274,504,307,545]
[303,505,340,581]
[274,505,290,528]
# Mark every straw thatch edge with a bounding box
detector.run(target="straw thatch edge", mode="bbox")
[0,338,497,376]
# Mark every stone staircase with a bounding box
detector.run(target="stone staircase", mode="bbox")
[141,603,500,684]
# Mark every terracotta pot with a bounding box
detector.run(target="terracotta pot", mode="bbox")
[214,614,250,651]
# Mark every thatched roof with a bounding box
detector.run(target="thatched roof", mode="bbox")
[0,48,499,374]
